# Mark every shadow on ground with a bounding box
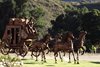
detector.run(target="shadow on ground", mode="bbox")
[46,65,55,67]
[23,59,46,64]
[21,58,29,60]
[91,61,100,64]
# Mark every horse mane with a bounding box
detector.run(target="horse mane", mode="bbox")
[78,31,87,41]
[62,32,74,43]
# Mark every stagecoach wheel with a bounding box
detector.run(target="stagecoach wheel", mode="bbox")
[20,44,28,57]
[0,42,10,55]
[15,48,20,56]
[0,47,10,55]
[15,44,28,57]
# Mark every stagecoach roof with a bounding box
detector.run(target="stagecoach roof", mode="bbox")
[8,18,29,25]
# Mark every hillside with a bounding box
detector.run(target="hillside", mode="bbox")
[63,0,100,3]
[76,3,100,10]
[31,0,67,22]
[62,0,100,10]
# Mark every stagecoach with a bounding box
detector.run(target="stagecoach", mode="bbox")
[0,18,36,57]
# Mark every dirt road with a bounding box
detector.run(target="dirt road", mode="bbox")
[18,52,100,62]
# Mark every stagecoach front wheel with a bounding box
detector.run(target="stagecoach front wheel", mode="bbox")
[15,48,20,56]
[20,44,28,57]
[15,44,28,57]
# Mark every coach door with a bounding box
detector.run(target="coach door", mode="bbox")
[6,26,21,47]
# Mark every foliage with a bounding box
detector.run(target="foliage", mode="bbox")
[50,9,82,36]
[36,17,49,39]
[31,7,45,19]
[50,5,100,46]
[79,7,89,14]
[81,10,100,44]
[0,55,22,67]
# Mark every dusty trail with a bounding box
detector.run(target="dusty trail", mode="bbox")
[15,52,100,62]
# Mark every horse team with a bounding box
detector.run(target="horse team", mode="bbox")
[28,31,87,64]
[0,17,87,64]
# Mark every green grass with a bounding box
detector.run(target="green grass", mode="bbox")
[23,59,100,67]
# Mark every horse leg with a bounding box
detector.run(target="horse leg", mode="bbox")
[36,51,41,61]
[32,51,40,61]
[54,52,58,64]
[63,51,66,56]
[46,49,49,54]
[41,51,43,62]
[46,47,50,54]
[72,50,76,64]
[59,51,63,62]
[43,51,46,62]
[35,52,38,61]
[44,51,46,62]
[31,51,34,59]
[68,52,71,63]
[76,50,79,64]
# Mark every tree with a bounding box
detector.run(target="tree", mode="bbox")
[81,10,100,44]
[31,7,45,19]
[0,0,16,38]
[79,7,89,15]
[36,17,48,39]
[49,10,81,37]
[50,5,100,45]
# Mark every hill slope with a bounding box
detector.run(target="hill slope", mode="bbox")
[63,0,100,2]
[31,0,67,21]
[76,3,100,10]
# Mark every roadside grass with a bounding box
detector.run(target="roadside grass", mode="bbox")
[23,59,100,67]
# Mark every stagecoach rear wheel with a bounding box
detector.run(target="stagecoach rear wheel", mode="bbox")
[0,42,10,55]
[1,47,10,55]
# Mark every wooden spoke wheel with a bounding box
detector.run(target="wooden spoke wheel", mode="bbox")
[15,48,20,56]
[0,42,10,55]
[15,44,28,57]
[21,44,28,57]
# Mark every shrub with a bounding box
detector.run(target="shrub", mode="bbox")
[0,55,23,67]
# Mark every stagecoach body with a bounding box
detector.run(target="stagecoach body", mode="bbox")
[1,18,31,56]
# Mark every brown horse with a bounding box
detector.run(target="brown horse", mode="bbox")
[53,32,76,63]
[74,31,87,64]
[29,34,51,62]
[46,33,62,54]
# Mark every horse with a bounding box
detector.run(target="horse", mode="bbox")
[46,33,64,63]
[46,33,62,54]
[29,34,51,62]
[52,32,76,63]
[74,31,87,64]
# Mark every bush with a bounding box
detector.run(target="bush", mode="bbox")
[0,55,23,67]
